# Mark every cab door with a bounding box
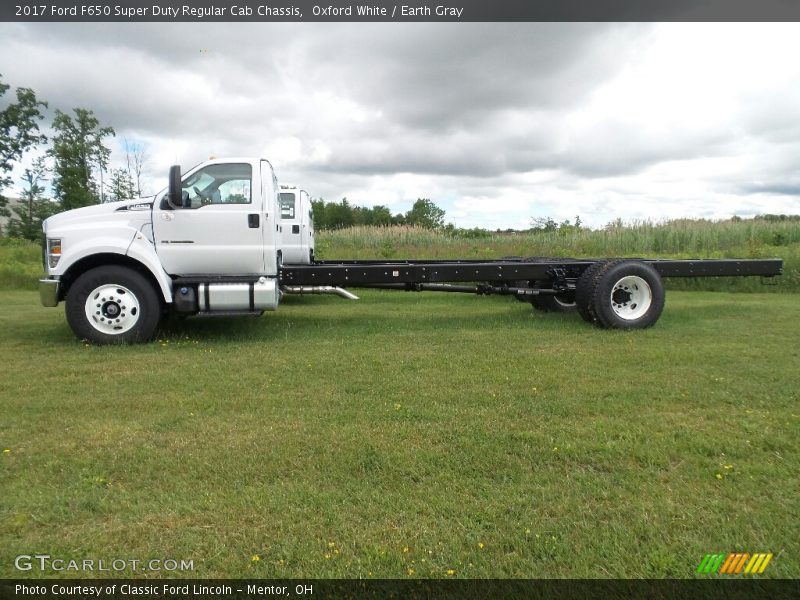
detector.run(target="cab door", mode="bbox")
[152,161,264,276]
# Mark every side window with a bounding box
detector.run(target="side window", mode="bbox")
[182,163,252,207]
[279,192,296,219]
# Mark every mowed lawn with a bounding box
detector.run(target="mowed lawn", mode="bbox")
[0,289,797,579]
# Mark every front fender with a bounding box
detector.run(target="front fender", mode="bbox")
[54,227,140,277]
[126,232,173,302]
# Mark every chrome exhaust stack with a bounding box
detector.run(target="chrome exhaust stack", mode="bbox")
[281,286,359,300]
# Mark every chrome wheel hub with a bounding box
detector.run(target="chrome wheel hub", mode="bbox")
[84,284,140,334]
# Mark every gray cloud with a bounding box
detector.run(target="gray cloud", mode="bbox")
[1,22,799,227]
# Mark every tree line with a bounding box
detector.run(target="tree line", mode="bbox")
[311,197,446,230]
[1,74,144,241]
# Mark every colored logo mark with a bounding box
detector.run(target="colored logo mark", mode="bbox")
[697,553,773,574]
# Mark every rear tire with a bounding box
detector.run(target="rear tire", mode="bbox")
[575,260,610,323]
[591,261,665,329]
[66,266,161,344]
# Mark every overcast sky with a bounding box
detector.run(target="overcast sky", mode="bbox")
[1,22,799,228]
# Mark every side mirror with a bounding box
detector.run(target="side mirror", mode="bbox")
[168,165,183,209]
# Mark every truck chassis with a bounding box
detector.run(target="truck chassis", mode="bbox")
[280,256,782,330]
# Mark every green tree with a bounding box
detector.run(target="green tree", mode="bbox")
[371,205,392,226]
[405,198,445,229]
[0,75,47,223]
[6,156,57,241]
[352,205,368,225]
[50,108,115,210]
[310,198,326,229]
[530,216,558,232]
[325,198,355,229]
[107,167,135,201]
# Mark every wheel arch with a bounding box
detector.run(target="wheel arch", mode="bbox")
[59,253,171,304]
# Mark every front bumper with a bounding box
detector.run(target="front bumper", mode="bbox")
[39,278,60,307]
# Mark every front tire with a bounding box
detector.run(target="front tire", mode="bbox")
[66,266,161,344]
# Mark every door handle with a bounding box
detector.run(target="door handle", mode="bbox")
[248,214,260,228]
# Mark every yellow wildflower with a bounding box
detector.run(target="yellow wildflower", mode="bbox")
[251,555,260,562]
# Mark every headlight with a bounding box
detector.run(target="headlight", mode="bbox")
[47,238,62,269]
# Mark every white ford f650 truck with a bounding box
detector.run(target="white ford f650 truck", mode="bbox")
[39,157,782,344]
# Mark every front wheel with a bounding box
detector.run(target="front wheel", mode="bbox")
[65,266,161,344]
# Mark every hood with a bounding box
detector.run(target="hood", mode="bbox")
[44,197,154,234]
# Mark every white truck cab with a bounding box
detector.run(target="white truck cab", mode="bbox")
[278,185,315,264]
[40,157,283,343]
[153,158,280,277]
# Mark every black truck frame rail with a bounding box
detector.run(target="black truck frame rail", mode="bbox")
[280,257,783,287]
[278,256,782,330]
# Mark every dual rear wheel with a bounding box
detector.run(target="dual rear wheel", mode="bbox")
[574,260,665,329]
[519,260,665,328]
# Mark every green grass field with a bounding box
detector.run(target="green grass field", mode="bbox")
[1,288,798,578]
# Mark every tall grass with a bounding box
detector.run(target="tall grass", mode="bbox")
[318,218,800,258]
[0,237,41,290]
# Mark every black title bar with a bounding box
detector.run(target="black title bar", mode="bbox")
[4,0,800,22]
